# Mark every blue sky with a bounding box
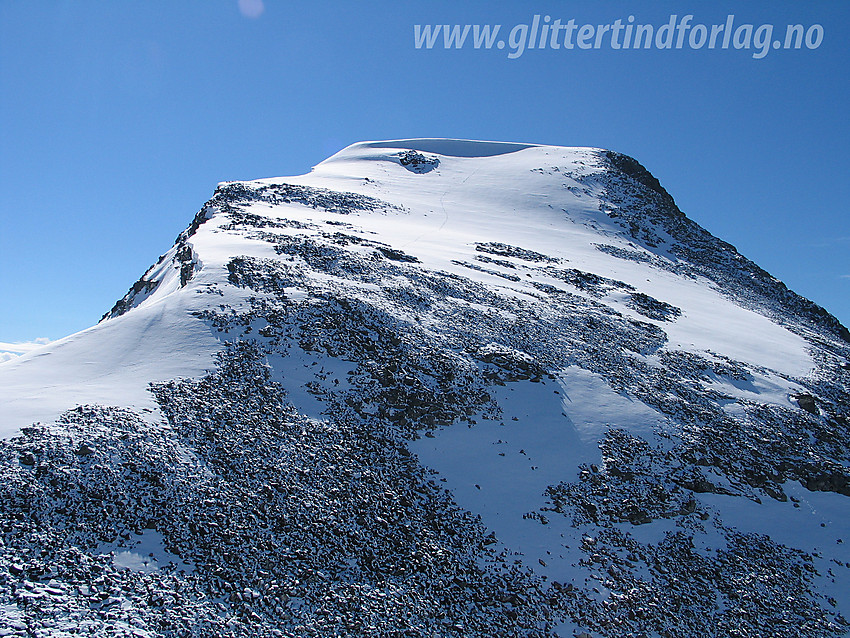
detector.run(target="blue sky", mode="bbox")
[1,1,848,344]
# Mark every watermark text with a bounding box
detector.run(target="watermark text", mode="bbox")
[414,15,824,60]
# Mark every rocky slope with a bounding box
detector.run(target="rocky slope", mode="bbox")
[1,139,848,637]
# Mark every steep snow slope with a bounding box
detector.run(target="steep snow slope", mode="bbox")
[0,140,818,431]
[1,139,849,637]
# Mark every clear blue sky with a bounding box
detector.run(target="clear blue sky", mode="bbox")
[1,1,848,344]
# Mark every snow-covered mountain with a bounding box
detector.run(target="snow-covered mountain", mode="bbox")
[1,139,848,637]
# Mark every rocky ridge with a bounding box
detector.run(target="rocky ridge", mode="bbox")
[1,140,848,637]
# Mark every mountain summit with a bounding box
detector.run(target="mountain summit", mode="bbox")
[1,139,848,637]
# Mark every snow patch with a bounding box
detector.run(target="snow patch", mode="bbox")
[98,529,192,574]
[411,366,666,583]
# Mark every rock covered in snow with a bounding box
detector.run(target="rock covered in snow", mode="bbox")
[1,139,849,637]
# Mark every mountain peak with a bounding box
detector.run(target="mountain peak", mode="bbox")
[1,140,848,636]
